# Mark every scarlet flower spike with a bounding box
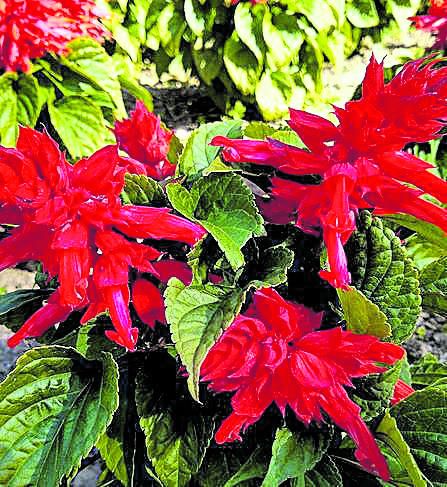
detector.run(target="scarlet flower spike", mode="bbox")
[212,55,447,289]
[411,0,447,49]
[201,288,405,480]
[391,379,415,405]
[114,101,175,180]
[0,0,107,72]
[0,127,206,350]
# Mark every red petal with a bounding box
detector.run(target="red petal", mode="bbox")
[132,278,166,328]
[391,379,415,405]
[151,260,192,285]
[117,206,206,245]
[8,291,73,347]
[288,108,338,151]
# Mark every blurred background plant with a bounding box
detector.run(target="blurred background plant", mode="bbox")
[103,0,427,120]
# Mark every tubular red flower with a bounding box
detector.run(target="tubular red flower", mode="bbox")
[201,288,405,480]
[114,101,175,180]
[411,0,447,49]
[212,55,447,289]
[391,379,415,405]
[0,0,107,72]
[0,127,205,350]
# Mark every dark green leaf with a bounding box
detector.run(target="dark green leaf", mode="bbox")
[224,446,268,487]
[135,364,214,486]
[346,212,421,343]
[0,346,119,487]
[391,383,447,484]
[121,173,166,206]
[420,256,447,314]
[376,412,428,487]
[303,456,342,487]
[0,289,53,333]
[411,353,447,389]
[262,427,330,486]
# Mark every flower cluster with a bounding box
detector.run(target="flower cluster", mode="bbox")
[411,0,447,49]
[0,0,107,72]
[212,56,447,289]
[201,288,405,480]
[114,101,175,180]
[0,127,205,351]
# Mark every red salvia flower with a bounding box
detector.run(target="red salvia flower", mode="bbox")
[411,0,447,48]
[0,127,205,351]
[212,55,447,289]
[391,379,415,405]
[201,288,405,480]
[0,0,107,72]
[132,259,192,328]
[114,101,175,180]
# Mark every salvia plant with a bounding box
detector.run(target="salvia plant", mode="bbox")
[0,43,446,486]
[0,0,446,486]
[105,0,423,119]
[0,0,152,159]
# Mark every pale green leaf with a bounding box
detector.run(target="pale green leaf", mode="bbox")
[48,95,110,159]
[337,287,391,339]
[167,173,264,270]
[346,0,379,28]
[165,278,246,401]
[179,120,243,179]
[376,412,428,487]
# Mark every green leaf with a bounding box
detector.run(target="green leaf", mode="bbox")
[16,74,42,127]
[234,2,265,64]
[0,73,39,145]
[165,278,246,401]
[0,289,52,333]
[302,457,342,487]
[263,9,303,69]
[118,73,154,112]
[346,212,421,343]
[0,74,18,146]
[262,427,330,487]
[406,233,445,270]
[337,287,391,339]
[224,446,268,487]
[346,0,380,28]
[192,48,223,86]
[0,346,119,487]
[224,32,261,96]
[411,353,447,389]
[48,95,110,159]
[62,38,126,118]
[292,0,337,31]
[179,120,243,179]
[121,173,166,206]
[244,121,276,139]
[256,70,304,121]
[135,364,214,486]
[353,360,403,422]
[184,0,206,37]
[376,412,428,487]
[249,245,294,289]
[391,383,447,484]
[167,173,264,270]
[420,256,447,314]
[158,5,186,57]
[385,214,447,253]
